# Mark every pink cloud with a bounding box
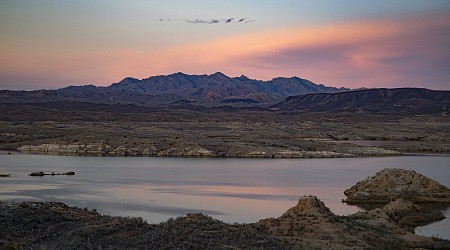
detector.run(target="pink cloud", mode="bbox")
[221,12,450,89]
[1,10,449,90]
[132,10,449,89]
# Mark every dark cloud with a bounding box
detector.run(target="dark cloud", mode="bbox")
[186,19,220,24]
[159,18,255,24]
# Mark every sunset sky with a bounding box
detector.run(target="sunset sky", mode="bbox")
[1,1,449,90]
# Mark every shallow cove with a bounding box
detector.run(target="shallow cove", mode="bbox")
[0,153,449,239]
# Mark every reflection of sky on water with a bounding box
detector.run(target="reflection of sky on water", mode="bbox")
[141,184,300,200]
[0,154,449,239]
[415,207,450,238]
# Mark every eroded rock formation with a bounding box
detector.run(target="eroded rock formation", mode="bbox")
[251,195,448,249]
[344,168,450,203]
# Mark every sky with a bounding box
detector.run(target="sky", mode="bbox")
[1,0,449,90]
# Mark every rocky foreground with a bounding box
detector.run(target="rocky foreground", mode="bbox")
[1,197,448,250]
[1,169,450,249]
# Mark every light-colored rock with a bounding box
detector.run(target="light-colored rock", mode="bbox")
[18,142,111,155]
[344,168,450,203]
[347,147,401,156]
[383,199,422,214]
[155,145,214,157]
[253,196,414,249]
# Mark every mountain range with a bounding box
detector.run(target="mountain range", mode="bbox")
[1,72,449,114]
[0,72,346,106]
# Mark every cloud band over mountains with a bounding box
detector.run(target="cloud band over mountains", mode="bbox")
[2,1,450,91]
[148,11,450,90]
[159,18,255,24]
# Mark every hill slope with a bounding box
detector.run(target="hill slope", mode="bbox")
[272,88,450,114]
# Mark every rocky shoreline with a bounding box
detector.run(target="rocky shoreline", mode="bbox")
[1,168,450,249]
[2,107,449,159]
[16,141,402,158]
[1,197,449,249]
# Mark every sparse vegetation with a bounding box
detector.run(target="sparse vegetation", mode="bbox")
[0,102,448,157]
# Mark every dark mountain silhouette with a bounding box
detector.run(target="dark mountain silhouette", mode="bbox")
[272,88,450,114]
[2,73,448,115]
[0,72,346,106]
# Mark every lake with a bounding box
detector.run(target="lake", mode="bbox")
[0,153,449,240]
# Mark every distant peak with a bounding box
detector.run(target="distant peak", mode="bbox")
[272,76,305,81]
[270,76,288,81]
[237,75,250,80]
[171,72,187,77]
[210,72,228,78]
[119,77,139,82]
[62,84,97,90]
[109,77,140,87]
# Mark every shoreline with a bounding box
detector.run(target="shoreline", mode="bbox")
[2,167,450,248]
[2,111,448,160]
[3,149,450,159]
[1,196,449,249]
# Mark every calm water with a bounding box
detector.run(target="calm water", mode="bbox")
[0,153,449,239]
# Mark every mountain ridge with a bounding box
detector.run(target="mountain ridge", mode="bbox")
[0,72,347,106]
[272,87,450,114]
[1,73,449,115]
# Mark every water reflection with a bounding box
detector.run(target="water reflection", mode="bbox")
[416,207,450,239]
[0,154,449,239]
[351,202,450,231]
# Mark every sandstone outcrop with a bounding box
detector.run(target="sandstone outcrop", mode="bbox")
[344,168,450,203]
[252,195,447,249]
[253,196,348,248]
[351,199,445,230]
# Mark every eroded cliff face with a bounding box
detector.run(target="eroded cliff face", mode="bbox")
[344,168,450,203]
